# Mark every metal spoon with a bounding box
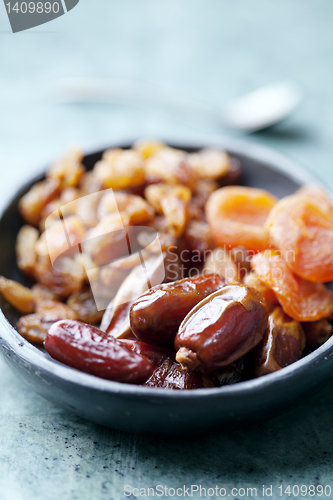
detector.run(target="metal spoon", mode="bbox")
[57,78,303,134]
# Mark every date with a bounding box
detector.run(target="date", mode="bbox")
[130,274,228,345]
[44,320,152,383]
[175,285,268,373]
[121,339,214,389]
[255,306,306,377]
[143,358,214,389]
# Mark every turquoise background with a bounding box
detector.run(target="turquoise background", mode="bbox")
[1,1,333,498]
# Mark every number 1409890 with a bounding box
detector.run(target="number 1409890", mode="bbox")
[5,2,60,14]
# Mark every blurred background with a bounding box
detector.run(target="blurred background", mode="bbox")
[1,0,333,206]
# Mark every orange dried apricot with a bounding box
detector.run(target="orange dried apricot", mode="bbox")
[206,186,278,252]
[251,250,333,321]
[266,188,333,282]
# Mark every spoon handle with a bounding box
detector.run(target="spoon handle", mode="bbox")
[56,77,223,125]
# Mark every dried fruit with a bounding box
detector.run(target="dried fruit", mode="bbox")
[120,339,174,368]
[144,147,196,187]
[130,274,228,345]
[188,148,230,180]
[47,147,85,187]
[0,276,35,313]
[266,190,333,282]
[255,306,305,376]
[133,138,166,159]
[34,256,84,298]
[102,256,165,338]
[122,339,214,389]
[15,225,39,275]
[251,250,333,321]
[219,158,242,186]
[98,191,154,225]
[43,215,86,264]
[80,171,103,195]
[82,213,128,266]
[17,314,53,344]
[31,284,59,304]
[35,300,78,321]
[302,319,333,346]
[145,184,191,238]
[143,359,214,389]
[175,285,268,373]
[244,271,278,305]
[44,320,152,383]
[94,149,145,190]
[67,289,103,324]
[192,179,219,210]
[206,186,278,251]
[19,179,60,227]
[203,248,239,284]
[185,220,214,255]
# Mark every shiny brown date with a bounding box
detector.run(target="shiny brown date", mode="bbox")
[120,339,175,368]
[255,306,306,377]
[130,274,228,345]
[123,333,214,389]
[175,285,268,373]
[143,359,214,389]
[44,320,152,383]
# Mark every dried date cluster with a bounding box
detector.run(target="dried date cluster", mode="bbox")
[1,140,333,389]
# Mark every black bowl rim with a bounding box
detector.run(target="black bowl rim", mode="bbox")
[0,135,332,402]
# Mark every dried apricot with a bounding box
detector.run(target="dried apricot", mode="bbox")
[251,250,333,321]
[244,271,278,305]
[266,190,333,282]
[206,186,278,252]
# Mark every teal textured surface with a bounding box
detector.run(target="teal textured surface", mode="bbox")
[1,1,333,498]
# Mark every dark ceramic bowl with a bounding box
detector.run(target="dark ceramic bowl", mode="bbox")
[1,137,332,434]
